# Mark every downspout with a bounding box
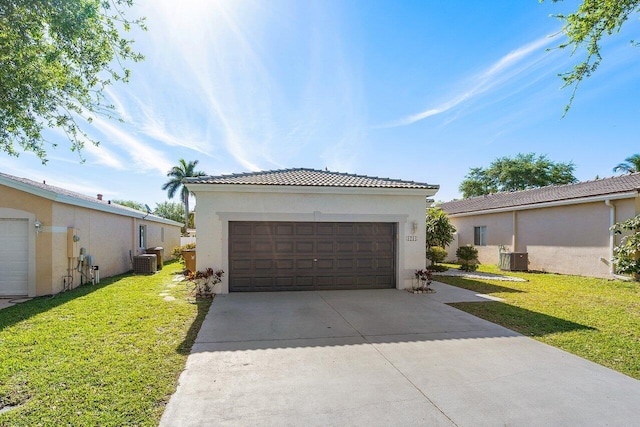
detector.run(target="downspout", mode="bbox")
[512,210,517,252]
[605,199,615,275]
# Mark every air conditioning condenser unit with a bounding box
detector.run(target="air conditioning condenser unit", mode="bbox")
[133,254,157,274]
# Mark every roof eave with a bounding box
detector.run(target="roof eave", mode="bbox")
[446,191,639,217]
[186,182,438,196]
[0,175,183,227]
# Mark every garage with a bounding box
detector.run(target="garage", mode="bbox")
[229,221,396,291]
[186,168,439,293]
[0,218,29,296]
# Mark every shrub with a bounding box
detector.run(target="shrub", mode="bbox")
[612,215,640,279]
[426,246,448,265]
[456,245,479,272]
[459,263,478,272]
[185,268,224,298]
[428,264,449,272]
[171,243,196,261]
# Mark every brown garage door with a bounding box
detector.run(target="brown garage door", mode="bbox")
[229,221,396,292]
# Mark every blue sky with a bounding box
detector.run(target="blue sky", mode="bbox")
[2,0,640,206]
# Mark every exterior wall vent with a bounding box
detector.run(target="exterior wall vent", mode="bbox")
[133,254,157,274]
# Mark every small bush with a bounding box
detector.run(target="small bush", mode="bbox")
[172,243,196,261]
[428,264,449,272]
[456,245,479,272]
[459,263,478,272]
[426,246,448,264]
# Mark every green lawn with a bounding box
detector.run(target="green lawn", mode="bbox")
[436,264,640,380]
[0,261,210,427]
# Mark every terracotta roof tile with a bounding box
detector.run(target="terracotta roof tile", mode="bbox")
[441,173,640,215]
[186,168,438,189]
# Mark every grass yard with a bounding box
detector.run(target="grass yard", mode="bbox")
[436,264,640,380]
[0,261,209,427]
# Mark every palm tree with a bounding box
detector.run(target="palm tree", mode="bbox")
[613,154,640,174]
[162,159,206,232]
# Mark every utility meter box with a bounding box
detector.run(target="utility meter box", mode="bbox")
[67,228,79,258]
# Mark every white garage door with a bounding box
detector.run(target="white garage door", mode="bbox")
[0,218,29,296]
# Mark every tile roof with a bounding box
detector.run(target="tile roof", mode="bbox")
[0,172,182,225]
[185,168,438,189]
[441,173,640,215]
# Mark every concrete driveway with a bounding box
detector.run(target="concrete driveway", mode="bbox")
[161,283,640,426]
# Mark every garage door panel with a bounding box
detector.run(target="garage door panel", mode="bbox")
[255,241,274,253]
[357,224,374,235]
[255,259,274,270]
[274,277,294,287]
[275,259,294,269]
[295,223,314,235]
[275,241,294,253]
[337,259,354,269]
[295,241,314,252]
[316,224,334,235]
[316,259,333,270]
[254,224,272,235]
[376,276,394,286]
[229,221,395,292]
[336,224,354,235]
[230,241,252,254]
[356,259,374,269]
[376,258,393,269]
[316,276,335,287]
[296,259,314,270]
[336,276,355,286]
[230,259,252,271]
[275,224,294,235]
[336,241,354,252]
[295,276,314,287]
[0,219,29,296]
[356,242,373,252]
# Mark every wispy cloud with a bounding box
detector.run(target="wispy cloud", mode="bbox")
[90,116,173,174]
[135,0,363,173]
[379,35,559,128]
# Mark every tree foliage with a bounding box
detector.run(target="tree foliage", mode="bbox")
[612,215,640,278]
[154,201,185,224]
[0,0,145,161]
[162,159,206,230]
[549,0,640,112]
[112,199,145,211]
[425,207,456,249]
[613,154,640,174]
[459,153,577,198]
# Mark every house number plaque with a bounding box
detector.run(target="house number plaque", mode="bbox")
[406,236,418,241]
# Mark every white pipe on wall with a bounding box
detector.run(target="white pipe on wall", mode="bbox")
[605,199,616,275]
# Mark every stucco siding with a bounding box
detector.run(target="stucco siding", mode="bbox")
[51,204,182,292]
[1,182,182,296]
[448,211,513,265]
[0,185,53,296]
[449,196,639,278]
[193,189,428,293]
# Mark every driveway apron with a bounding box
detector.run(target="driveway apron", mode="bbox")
[160,285,640,427]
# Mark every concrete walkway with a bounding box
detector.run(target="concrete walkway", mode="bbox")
[0,297,30,311]
[160,283,640,427]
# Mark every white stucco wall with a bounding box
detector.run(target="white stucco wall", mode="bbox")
[189,184,434,292]
[449,196,639,278]
[50,204,182,293]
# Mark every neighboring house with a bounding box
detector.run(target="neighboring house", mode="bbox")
[0,173,182,297]
[185,168,439,292]
[441,173,640,278]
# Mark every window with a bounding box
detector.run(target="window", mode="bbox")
[139,225,147,248]
[474,226,487,246]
